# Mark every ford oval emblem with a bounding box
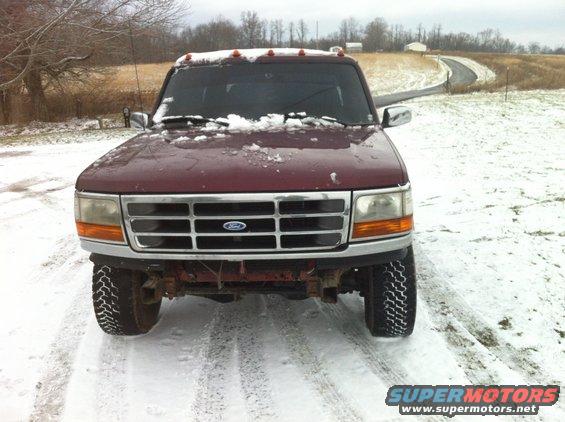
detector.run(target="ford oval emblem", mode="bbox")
[223,221,247,231]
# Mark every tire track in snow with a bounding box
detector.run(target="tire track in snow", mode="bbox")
[265,295,363,422]
[317,300,412,386]
[234,296,275,420]
[0,177,43,193]
[190,305,237,422]
[94,336,129,421]
[39,234,84,273]
[29,287,90,421]
[414,244,557,384]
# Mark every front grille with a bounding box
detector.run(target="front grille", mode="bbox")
[121,192,351,253]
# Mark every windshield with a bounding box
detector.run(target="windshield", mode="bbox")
[154,63,374,125]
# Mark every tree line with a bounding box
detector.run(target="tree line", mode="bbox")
[138,13,563,63]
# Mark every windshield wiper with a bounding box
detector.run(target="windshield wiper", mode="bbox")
[159,115,229,127]
[283,112,348,127]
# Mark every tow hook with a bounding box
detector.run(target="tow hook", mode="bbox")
[319,269,343,303]
[141,274,165,304]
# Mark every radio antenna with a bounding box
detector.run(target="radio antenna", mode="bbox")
[128,21,145,129]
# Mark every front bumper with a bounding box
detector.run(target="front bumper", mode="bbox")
[81,232,412,262]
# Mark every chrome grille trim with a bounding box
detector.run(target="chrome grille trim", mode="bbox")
[121,192,351,253]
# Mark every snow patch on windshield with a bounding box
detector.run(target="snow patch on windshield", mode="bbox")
[152,97,174,123]
[201,113,343,133]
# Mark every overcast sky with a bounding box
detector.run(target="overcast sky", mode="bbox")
[183,0,565,48]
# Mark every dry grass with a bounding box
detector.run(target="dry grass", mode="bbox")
[20,63,176,124]
[448,52,565,92]
[90,63,174,93]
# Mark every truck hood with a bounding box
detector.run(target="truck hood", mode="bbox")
[76,127,406,193]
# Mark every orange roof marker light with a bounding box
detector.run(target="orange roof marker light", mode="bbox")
[184,53,192,61]
[267,49,275,56]
[232,49,241,58]
[298,49,306,56]
[337,49,345,57]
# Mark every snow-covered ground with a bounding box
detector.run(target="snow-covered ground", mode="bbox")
[0,118,122,138]
[1,90,564,421]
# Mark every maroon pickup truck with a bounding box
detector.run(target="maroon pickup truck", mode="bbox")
[75,48,416,337]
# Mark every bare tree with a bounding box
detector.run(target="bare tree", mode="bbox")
[0,0,184,120]
[364,17,388,51]
[416,23,424,42]
[296,19,308,46]
[240,10,264,48]
[338,17,361,45]
[184,15,239,52]
[338,19,348,45]
[528,42,541,54]
[288,21,295,47]
[270,19,284,47]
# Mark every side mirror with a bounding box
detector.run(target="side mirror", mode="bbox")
[130,112,149,130]
[382,106,411,128]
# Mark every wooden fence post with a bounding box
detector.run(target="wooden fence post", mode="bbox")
[505,67,509,101]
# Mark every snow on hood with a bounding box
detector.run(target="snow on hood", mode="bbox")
[174,48,340,66]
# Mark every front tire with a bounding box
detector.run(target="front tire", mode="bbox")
[92,265,161,335]
[363,246,417,337]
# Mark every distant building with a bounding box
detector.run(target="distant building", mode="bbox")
[345,42,363,53]
[329,46,342,53]
[404,42,427,52]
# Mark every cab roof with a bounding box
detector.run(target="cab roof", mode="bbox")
[174,48,348,67]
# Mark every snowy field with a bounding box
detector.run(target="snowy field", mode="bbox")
[1,90,564,421]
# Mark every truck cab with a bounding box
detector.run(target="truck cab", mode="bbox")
[75,48,416,337]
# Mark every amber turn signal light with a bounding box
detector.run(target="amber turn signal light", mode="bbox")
[352,215,413,239]
[76,221,124,242]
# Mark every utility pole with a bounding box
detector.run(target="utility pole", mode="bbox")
[505,67,509,101]
[316,20,319,49]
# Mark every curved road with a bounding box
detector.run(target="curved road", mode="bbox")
[373,57,478,108]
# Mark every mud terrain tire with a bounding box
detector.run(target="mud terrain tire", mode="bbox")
[364,246,417,337]
[92,265,161,335]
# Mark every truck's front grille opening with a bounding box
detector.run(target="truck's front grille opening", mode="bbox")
[194,202,275,216]
[281,233,342,248]
[197,236,276,250]
[131,219,190,233]
[121,192,350,253]
[128,202,189,217]
[280,216,343,232]
[137,236,193,249]
[279,199,344,214]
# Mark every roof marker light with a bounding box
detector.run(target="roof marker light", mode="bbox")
[298,49,306,56]
[184,53,192,61]
[232,49,241,57]
[267,49,275,56]
[337,49,345,57]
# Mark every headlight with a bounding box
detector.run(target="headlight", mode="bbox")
[74,193,125,243]
[351,186,413,240]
